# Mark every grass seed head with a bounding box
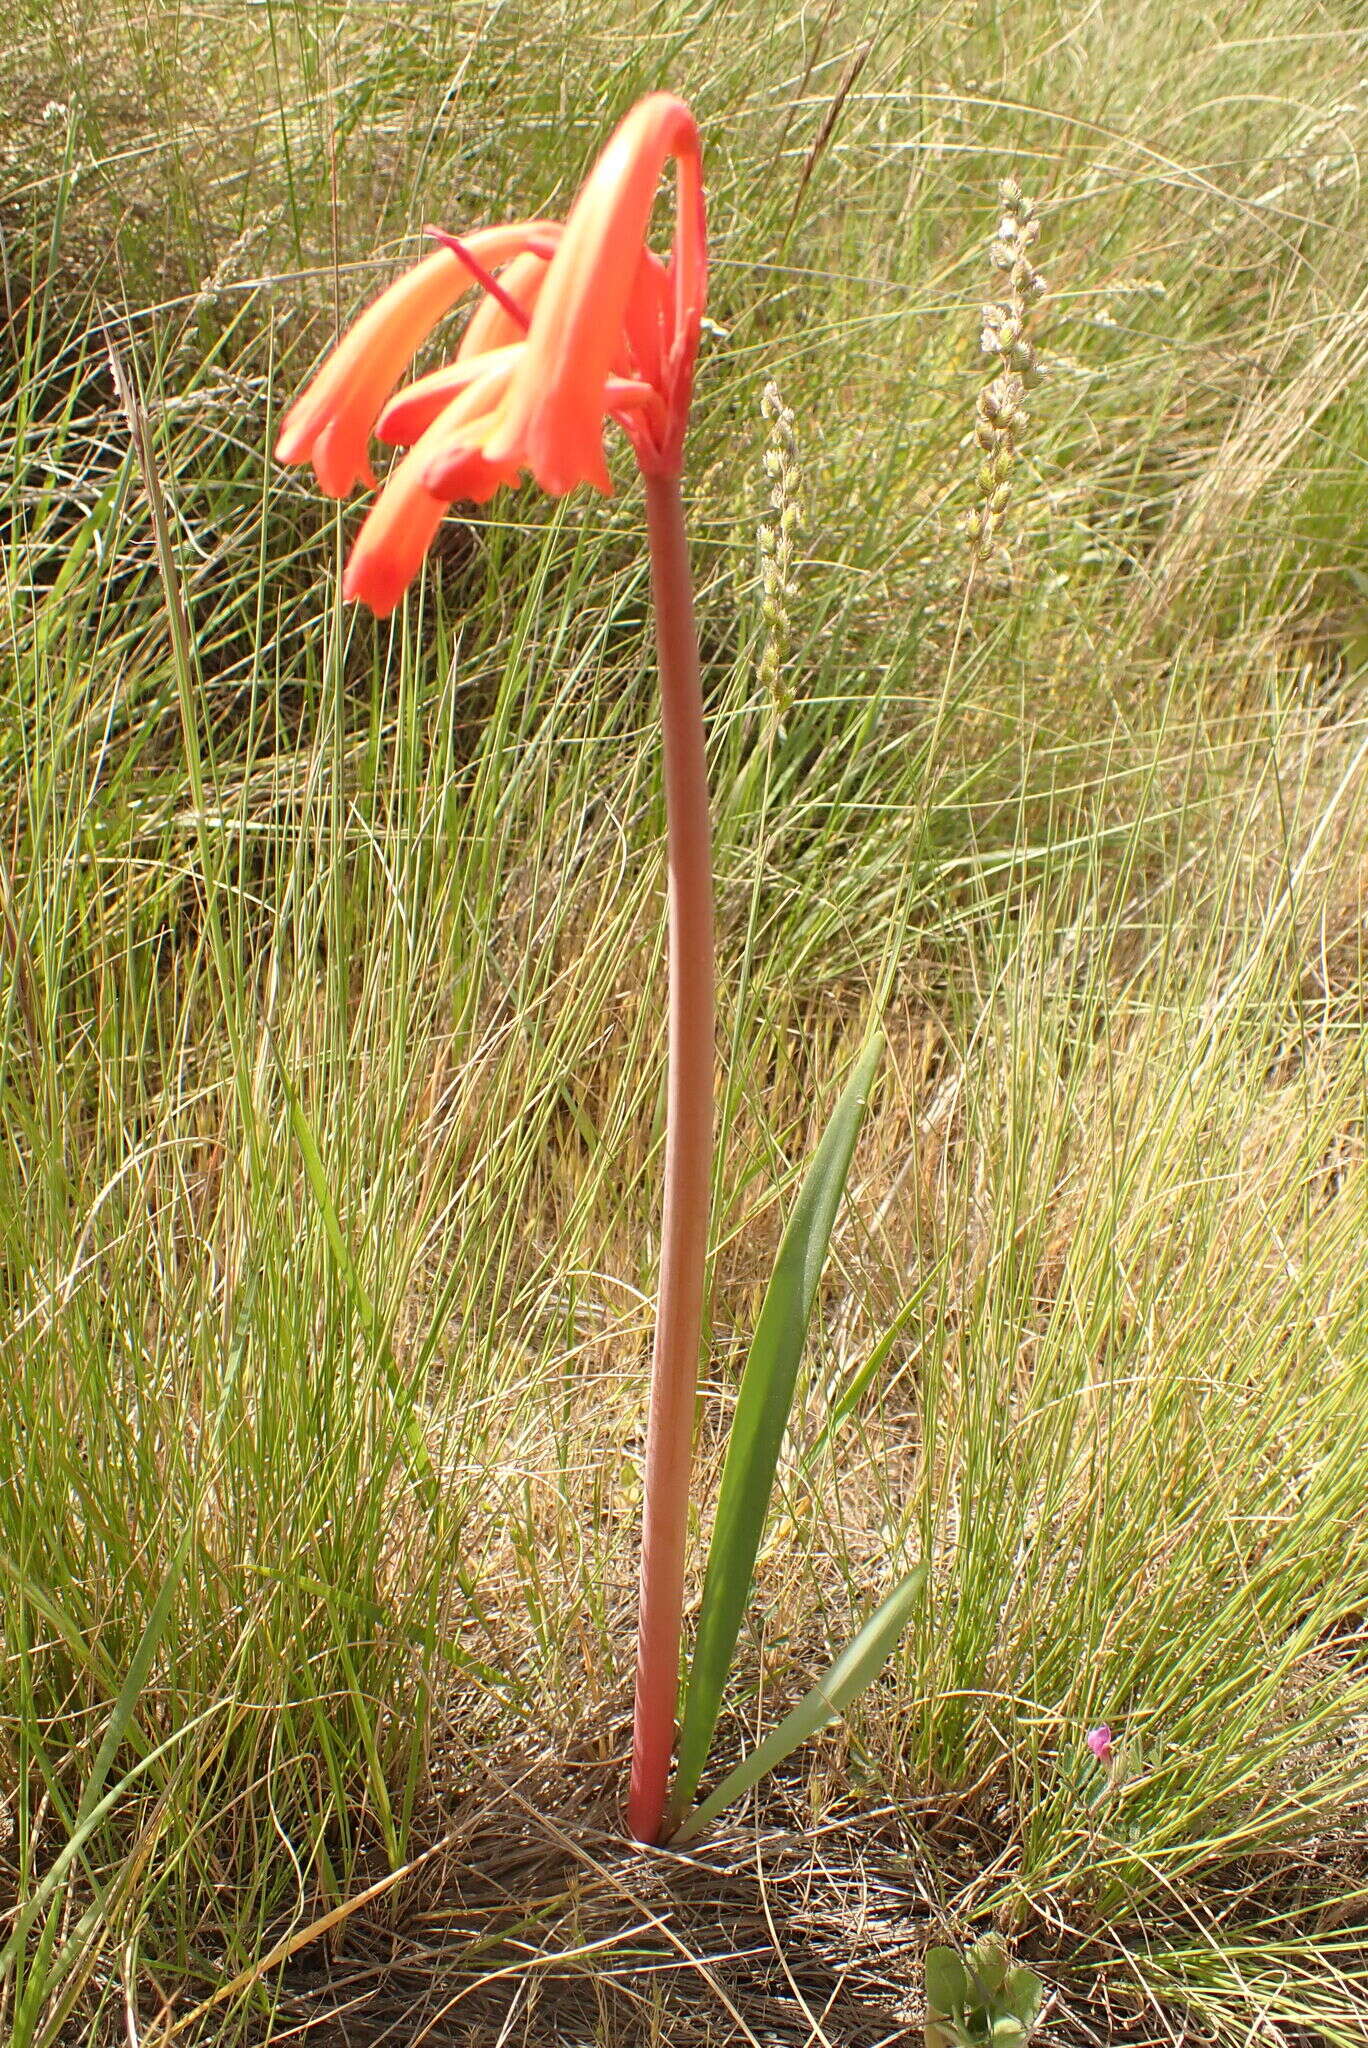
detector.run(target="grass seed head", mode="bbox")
[757,378,805,714]
[966,176,1046,569]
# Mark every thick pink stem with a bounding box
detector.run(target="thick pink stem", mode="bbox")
[627,471,714,1845]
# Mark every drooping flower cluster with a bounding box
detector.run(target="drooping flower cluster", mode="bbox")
[276,93,707,614]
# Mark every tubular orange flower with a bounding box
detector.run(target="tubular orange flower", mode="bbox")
[340,359,524,617]
[275,91,705,613]
[476,91,706,496]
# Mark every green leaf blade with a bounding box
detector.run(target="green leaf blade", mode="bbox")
[670,1029,884,1826]
[670,1561,926,1844]
[1004,1967,1045,2028]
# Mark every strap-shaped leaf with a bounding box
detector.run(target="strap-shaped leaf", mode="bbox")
[670,1562,926,1843]
[669,1029,884,1825]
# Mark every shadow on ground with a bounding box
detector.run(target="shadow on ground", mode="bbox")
[265,1750,943,2046]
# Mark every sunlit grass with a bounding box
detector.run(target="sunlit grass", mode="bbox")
[3,0,1368,2040]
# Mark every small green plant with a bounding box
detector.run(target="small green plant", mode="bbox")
[923,1936,1045,2048]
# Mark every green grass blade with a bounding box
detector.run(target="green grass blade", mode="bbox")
[670,1028,884,1823]
[0,1303,254,2017]
[0,1714,222,1990]
[271,1037,438,1509]
[801,1277,932,1472]
[670,1564,927,1845]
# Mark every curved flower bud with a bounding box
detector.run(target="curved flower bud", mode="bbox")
[480,92,706,494]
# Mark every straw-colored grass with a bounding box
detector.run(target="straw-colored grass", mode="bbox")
[3,1,1367,2040]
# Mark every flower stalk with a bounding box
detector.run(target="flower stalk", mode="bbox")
[965,176,1046,566]
[629,472,713,1844]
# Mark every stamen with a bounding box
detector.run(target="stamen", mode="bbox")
[424,228,532,332]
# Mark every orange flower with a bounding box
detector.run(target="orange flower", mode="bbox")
[340,356,525,617]
[275,92,706,614]
[274,223,558,498]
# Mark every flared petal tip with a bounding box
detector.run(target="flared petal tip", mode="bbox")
[476,388,616,498]
[527,430,614,500]
[273,416,309,466]
[340,463,449,616]
[276,410,377,497]
[342,550,417,618]
[420,448,521,502]
[376,394,443,448]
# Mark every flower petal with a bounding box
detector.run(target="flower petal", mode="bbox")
[481,94,705,495]
[341,450,449,615]
[622,245,671,394]
[275,220,557,497]
[378,343,525,446]
[343,361,524,614]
